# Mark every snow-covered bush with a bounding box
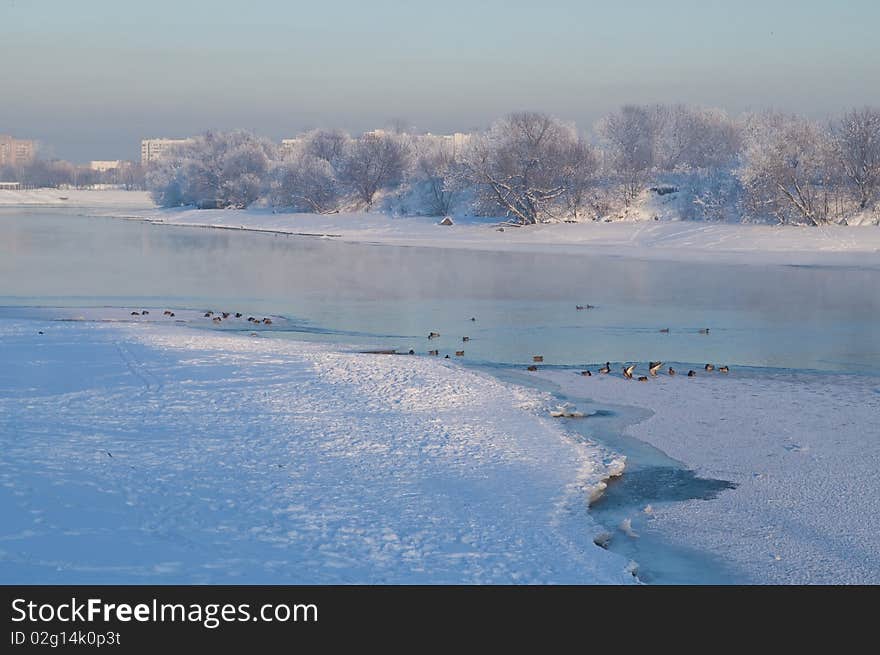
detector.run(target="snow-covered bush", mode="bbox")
[146,130,277,208]
[268,154,342,213]
[338,132,411,207]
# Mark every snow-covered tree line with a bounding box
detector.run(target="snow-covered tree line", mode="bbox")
[145,106,880,226]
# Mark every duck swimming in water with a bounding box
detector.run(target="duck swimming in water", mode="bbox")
[719,365,729,373]
[705,363,715,372]
[637,376,649,382]
[668,367,676,376]
[623,364,636,380]
[599,362,611,374]
[687,370,697,377]
[649,361,663,376]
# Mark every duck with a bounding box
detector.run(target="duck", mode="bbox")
[705,363,715,372]
[130,311,140,316]
[533,355,544,363]
[428,349,439,356]
[428,332,440,339]
[263,318,273,325]
[623,364,636,380]
[204,310,214,317]
[163,310,172,316]
[580,370,592,377]
[649,361,663,376]
[141,310,149,315]
[455,350,465,357]
[687,370,697,377]
[599,362,611,374]
[637,376,649,382]
[169,312,175,317]
[247,316,257,322]
[668,367,676,376]
[699,328,710,335]
[659,328,670,333]
[527,365,538,372]
[445,354,450,359]
[212,316,222,323]
[462,336,470,342]
[235,312,242,318]
[408,349,415,355]
[470,317,476,322]
[576,305,585,310]
[221,312,230,319]
[719,365,730,373]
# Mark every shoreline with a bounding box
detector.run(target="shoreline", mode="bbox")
[4,304,879,583]
[2,190,879,269]
[0,310,635,584]
[529,367,880,584]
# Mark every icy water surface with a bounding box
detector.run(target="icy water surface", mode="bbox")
[2,211,878,372]
[2,210,880,583]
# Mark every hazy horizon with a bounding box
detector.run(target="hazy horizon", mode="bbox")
[2,0,879,162]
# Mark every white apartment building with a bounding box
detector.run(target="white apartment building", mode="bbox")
[140,138,193,165]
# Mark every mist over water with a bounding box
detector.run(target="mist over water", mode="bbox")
[1,211,879,373]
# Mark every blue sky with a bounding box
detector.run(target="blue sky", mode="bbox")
[2,0,878,161]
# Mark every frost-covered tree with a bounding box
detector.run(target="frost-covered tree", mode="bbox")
[655,105,741,171]
[597,105,662,204]
[738,113,838,225]
[268,152,341,214]
[832,107,880,210]
[339,132,410,207]
[557,139,600,220]
[302,129,350,168]
[146,130,276,208]
[462,112,595,224]
[409,137,465,216]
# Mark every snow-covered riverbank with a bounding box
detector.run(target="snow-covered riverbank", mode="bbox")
[0,315,633,584]
[2,189,879,267]
[531,367,880,584]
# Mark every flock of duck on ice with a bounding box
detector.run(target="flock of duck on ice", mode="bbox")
[109,305,731,393]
